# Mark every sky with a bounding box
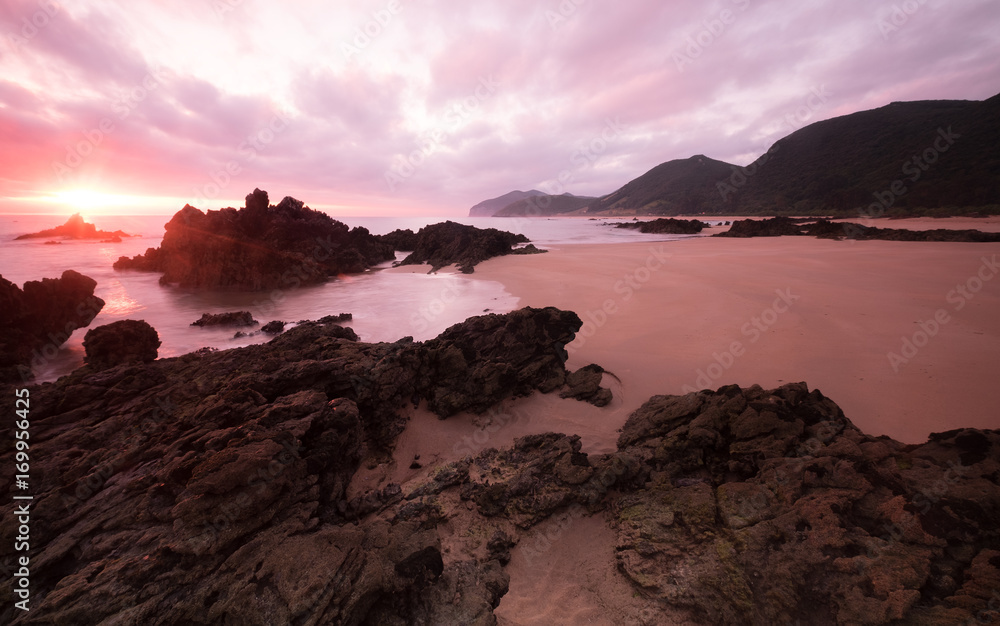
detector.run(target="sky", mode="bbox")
[0,0,998,217]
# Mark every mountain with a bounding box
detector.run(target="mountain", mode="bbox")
[586,155,736,215]
[723,94,1000,216]
[468,189,546,217]
[494,193,598,217]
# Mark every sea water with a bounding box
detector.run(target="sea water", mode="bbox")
[0,213,710,382]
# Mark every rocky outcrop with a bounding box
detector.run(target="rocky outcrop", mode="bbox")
[0,270,105,384]
[377,228,419,251]
[715,216,812,237]
[718,217,1000,241]
[806,219,1000,242]
[113,189,396,291]
[396,221,544,273]
[3,309,998,624]
[14,214,134,240]
[83,320,161,370]
[616,217,706,234]
[0,306,604,624]
[191,311,258,327]
[611,383,1000,624]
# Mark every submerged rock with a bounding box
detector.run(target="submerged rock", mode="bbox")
[0,270,105,384]
[191,311,258,327]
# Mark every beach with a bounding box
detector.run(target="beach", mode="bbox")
[471,223,1000,447]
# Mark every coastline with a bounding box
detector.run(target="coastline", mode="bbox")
[471,234,1000,445]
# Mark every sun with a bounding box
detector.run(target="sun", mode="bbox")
[52,189,122,212]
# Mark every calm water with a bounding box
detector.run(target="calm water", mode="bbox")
[0,213,710,381]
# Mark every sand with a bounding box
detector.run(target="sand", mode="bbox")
[472,234,1000,447]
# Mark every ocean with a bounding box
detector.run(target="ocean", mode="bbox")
[0,213,713,382]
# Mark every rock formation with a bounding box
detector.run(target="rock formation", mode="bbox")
[377,229,419,251]
[83,320,161,370]
[14,214,135,241]
[395,221,544,273]
[1,308,997,625]
[191,312,259,327]
[718,217,1000,241]
[616,218,706,234]
[0,307,609,624]
[0,270,105,384]
[113,189,396,291]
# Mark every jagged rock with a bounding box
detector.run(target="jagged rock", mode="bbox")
[377,228,419,251]
[717,217,1000,242]
[113,189,395,291]
[14,214,134,240]
[715,216,810,237]
[616,218,705,234]
[83,320,161,370]
[4,310,997,624]
[317,313,352,324]
[261,320,286,335]
[560,363,613,406]
[0,270,105,383]
[610,383,1000,624]
[396,221,544,273]
[191,311,258,327]
[0,306,595,624]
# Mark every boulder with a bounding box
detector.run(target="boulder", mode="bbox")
[83,320,161,369]
[191,311,258,327]
[0,270,105,383]
[396,221,543,273]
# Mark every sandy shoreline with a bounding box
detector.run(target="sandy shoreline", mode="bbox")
[472,235,1000,447]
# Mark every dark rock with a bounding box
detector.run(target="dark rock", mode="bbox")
[15,213,135,240]
[261,320,286,335]
[610,383,1000,624]
[0,270,105,383]
[805,219,1000,242]
[317,313,352,324]
[113,189,395,291]
[714,216,809,237]
[191,311,258,327]
[716,217,1000,242]
[616,218,705,234]
[560,364,613,406]
[0,306,593,624]
[83,320,161,370]
[396,221,543,273]
[377,228,419,251]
